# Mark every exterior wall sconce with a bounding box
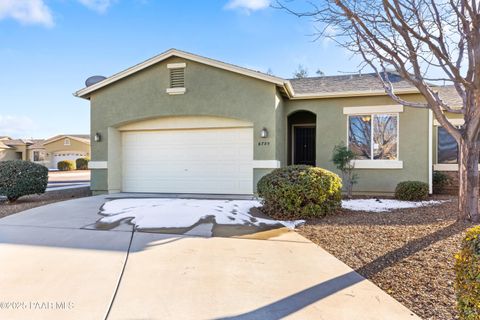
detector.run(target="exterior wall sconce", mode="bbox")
[260,128,268,138]
[94,133,102,142]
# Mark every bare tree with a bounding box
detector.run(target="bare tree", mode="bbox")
[277,0,480,222]
[293,64,309,78]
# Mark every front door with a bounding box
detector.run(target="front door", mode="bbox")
[293,126,316,166]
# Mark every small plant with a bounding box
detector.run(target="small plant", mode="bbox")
[433,171,451,192]
[0,160,48,202]
[75,157,90,170]
[331,143,358,198]
[57,160,75,171]
[257,165,342,219]
[455,226,480,319]
[394,181,429,201]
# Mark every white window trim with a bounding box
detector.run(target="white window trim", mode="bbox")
[433,163,458,171]
[343,105,403,115]
[433,118,464,126]
[166,87,186,95]
[435,125,462,170]
[347,113,400,167]
[64,138,71,146]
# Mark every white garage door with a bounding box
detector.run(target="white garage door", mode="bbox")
[122,128,253,194]
[52,152,87,169]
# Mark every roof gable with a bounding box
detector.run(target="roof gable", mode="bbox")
[75,49,293,99]
[43,135,90,146]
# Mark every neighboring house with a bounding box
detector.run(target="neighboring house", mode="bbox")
[74,49,461,195]
[0,135,90,169]
[0,137,37,161]
[42,135,91,169]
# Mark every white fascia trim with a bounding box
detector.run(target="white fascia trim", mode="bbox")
[253,160,281,169]
[290,88,418,100]
[167,62,186,69]
[74,49,288,98]
[433,164,459,171]
[343,105,404,115]
[433,118,464,126]
[351,160,403,169]
[166,87,186,95]
[88,161,108,169]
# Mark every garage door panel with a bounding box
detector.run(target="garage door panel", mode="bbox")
[122,127,253,194]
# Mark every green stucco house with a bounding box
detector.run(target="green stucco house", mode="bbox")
[75,49,460,196]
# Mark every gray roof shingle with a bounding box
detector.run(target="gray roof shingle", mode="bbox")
[289,72,414,95]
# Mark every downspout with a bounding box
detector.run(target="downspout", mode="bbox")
[428,110,433,194]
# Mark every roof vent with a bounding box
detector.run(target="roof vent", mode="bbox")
[169,68,185,88]
[85,75,107,87]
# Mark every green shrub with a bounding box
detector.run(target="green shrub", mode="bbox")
[455,226,480,319]
[57,160,75,171]
[0,160,48,202]
[394,181,429,201]
[433,171,451,191]
[75,157,90,170]
[331,143,358,198]
[257,165,342,219]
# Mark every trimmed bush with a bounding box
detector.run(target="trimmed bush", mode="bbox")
[455,226,480,319]
[257,165,342,219]
[57,160,75,171]
[0,160,48,202]
[394,181,429,201]
[75,157,90,170]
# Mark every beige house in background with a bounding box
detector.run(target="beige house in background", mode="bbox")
[0,135,90,169]
[42,135,90,169]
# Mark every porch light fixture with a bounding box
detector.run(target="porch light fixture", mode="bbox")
[260,128,268,138]
[94,133,102,142]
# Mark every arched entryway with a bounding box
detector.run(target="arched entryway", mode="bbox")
[288,111,317,166]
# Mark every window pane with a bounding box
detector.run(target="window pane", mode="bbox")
[349,115,371,159]
[438,127,458,163]
[373,115,398,160]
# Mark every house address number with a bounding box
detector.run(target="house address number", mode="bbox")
[258,141,270,146]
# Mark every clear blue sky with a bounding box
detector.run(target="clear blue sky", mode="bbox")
[0,0,363,138]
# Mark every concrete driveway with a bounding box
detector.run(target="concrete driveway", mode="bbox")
[0,195,420,320]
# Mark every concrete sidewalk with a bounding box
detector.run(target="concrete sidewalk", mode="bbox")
[0,195,420,320]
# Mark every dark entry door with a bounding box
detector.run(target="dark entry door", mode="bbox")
[293,126,316,166]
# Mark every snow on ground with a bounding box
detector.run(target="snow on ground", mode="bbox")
[98,198,304,231]
[342,199,446,213]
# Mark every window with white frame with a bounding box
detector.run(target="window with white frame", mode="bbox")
[348,114,399,160]
[64,138,70,146]
[437,127,458,164]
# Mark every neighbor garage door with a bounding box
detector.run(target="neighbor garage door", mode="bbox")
[122,128,253,194]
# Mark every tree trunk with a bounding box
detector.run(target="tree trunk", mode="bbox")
[458,139,480,222]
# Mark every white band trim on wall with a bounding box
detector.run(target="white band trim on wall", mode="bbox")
[88,161,108,169]
[253,160,281,169]
[351,160,403,169]
[343,105,404,115]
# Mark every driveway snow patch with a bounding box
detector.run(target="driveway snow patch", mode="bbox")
[97,198,304,234]
[342,199,445,212]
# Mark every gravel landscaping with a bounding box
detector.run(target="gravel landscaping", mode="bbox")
[0,187,91,219]
[299,195,475,320]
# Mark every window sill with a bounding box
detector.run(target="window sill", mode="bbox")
[350,160,403,169]
[433,163,458,171]
[166,87,186,95]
